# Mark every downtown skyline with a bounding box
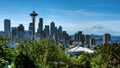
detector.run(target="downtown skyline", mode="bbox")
[0,0,120,35]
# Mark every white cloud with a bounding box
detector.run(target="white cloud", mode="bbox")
[49,9,120,17]
[44,15,60,18]
[45,20,120,35]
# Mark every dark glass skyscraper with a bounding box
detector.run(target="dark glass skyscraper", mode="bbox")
[28,23,33,39]
[58,26,62,40]
[29,23,33,31]
[90,38,96,45]
[37,18,43,33]
[85,35,91,45]
[11,27,17,43]
[50,21,55,36]
[4,19,11,39]
[44,25,49,38]
[58,26,62,34]
[37,18,43,38]
[17,24,24,40]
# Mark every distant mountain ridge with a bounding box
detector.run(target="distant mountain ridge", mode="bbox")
[84,25,120,36]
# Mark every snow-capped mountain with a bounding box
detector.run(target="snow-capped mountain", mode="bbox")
[84,25,120,36]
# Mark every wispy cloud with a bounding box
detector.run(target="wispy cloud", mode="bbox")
[49,9,120,17]
[44,15,60,19]
[43,20,120,35]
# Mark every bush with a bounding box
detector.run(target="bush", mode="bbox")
[14,52,35,68]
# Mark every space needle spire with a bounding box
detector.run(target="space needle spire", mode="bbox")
[30,11,38,40]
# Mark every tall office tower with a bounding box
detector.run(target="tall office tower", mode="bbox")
[44,25,49,38]
[90,38,96,45]
[50,21,55,36]
[58,26,62,34]
[78,31,82,35]
[62,31,69,47]
[37,18,43,33]
[103,33,111,44]
[4,19,11,39]
[77,31,85,45]
[80,34,85,45]
[85,35,91,45]
[74,33,79,42]
[78,31,82,41]
[17,24,24,40]
[62,31,69,41]
[29,23,33,31]
[37,18,44,38]
[58,26,62,40]
[54,27,57,34]
[11,27,17,43]
[30,11,38,40]
[28,23,33,39]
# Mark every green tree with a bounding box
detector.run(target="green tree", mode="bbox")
[78,53,92,68]
[14,52,35,68]
[46,44,69,68]
[69,55,80,68]
[91,43,120,68]
[0,36,16,67]
[15,39,53,68]
[90,49,103,68]
[102,43,120,68]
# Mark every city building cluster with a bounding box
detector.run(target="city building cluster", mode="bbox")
[0,11,112,47]
[1,11,69,46]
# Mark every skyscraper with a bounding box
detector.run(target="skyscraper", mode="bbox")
[74,33,79,42]
[11,27,17,43]
[37,18,43,33]
[78,31,82,42]
[78,31,82,35]
[80,34,85,45]
[29,23,33,31]
[44,25,49,38]
[62,31,69,47]
[90,38,96,45]
[58,26,62,34]
[77,31,85,45]
[54,27,57,34]
[37,18,44,38]
[85,35,91,45]
[4,19,11,39]
[103,33,111,44]
[17,24,24,40]
[28,23,33,39]
[58,26,62,40]
[50,21,55,36]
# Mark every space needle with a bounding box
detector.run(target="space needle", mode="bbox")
[30,11,38,40]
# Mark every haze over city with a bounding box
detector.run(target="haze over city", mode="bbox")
[0,0,120,35]
[1,1,120,68]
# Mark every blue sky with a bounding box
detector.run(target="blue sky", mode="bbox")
[0,0,120,35]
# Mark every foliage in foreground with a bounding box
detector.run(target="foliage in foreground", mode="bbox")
[0,36,16,68]
[15,39,69,68]
[1,36,120,68]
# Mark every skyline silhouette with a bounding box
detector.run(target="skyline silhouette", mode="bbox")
[0,0,120,35]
